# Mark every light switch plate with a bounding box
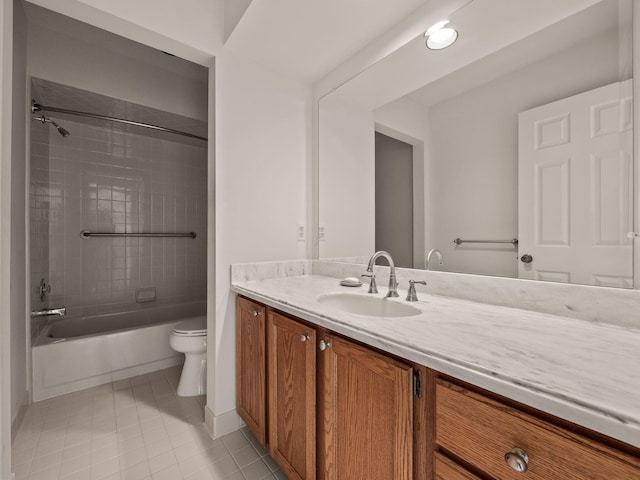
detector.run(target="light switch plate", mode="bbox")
[297,224,306,242]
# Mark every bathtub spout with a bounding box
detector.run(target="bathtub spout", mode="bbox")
[31,306,66,317]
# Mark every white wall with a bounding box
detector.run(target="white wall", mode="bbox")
[0,3,14,478]
[224,0,253,41]
[318,93,375,259]
[428,31,620,278]
[11,0,28,434]
[210,50,310,435]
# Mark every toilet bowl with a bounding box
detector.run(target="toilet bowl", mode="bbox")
[169,316,207,397]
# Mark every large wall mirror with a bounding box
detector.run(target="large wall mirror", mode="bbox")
[318,0,637,288]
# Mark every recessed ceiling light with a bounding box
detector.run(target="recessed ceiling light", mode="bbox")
[424,20,458,50]
[425,20,450,37]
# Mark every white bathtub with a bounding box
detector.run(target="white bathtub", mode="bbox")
[32,302,206,401]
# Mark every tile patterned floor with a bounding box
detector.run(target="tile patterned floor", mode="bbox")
[11,367,287,480]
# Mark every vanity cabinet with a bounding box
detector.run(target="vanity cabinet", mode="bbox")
[236,295,640,480]
[435,379,640,480]
[434,453,480,480]
[268,311,317,480]
[236,296,267,444]
[318,333,413,480]
[236,296,414,480]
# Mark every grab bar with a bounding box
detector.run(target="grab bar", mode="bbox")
[31,306,66,317]
[454,238,518,246]
[80,230,196,239]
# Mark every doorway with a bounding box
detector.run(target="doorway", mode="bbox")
[375,132,414,268]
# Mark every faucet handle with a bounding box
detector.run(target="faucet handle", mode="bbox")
[406,280,427,302]
[361,273,378,294]
[38,278,51,302]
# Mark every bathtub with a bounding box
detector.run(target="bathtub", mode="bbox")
[32,302,206,401]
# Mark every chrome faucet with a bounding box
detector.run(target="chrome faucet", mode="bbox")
[365,251,399,298]
[31,306,66,317]
[425,248,444,270]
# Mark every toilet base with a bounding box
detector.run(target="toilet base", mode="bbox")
[177,354,206,397]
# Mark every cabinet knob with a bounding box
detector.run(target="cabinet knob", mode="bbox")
[319,339,332,351]
[251,310,261,317]
[300,334,310,342]
[505,447,529,472]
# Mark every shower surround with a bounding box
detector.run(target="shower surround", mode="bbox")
[30,115,208,339]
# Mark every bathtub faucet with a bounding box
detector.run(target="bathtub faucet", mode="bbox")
[31,306,66,317]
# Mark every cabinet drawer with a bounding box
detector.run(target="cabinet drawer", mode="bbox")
[435,380,640,480]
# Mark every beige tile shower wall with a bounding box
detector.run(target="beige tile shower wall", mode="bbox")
[31,118,207,320]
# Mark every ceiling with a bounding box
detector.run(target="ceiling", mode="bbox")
[406,0,620,107]
[329,0,604,110]
[224,0,430,83]
[25,0,451,84]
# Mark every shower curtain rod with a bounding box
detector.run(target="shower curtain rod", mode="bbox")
[31,102,208,142]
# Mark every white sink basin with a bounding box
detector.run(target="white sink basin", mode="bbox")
[317,292,421,318]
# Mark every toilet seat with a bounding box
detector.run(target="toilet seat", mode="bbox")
[172,316,207,337]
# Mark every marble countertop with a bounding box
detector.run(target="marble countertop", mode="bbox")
[232,274,640,449]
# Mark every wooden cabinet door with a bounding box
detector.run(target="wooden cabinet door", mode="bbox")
[435,453,481,480]
[268,311,316,480]
[318,334,413,480]
[236,296,267,445]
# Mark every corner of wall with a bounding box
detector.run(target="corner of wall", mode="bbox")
[0,1,15,476]
[10,391,28,444]
[11,0,28,440]
[204,405,244,440]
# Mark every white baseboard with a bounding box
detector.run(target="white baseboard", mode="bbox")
[204,406,245,439]
[11,391,29,443]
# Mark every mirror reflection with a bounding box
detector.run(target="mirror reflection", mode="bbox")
[318,0,635,288]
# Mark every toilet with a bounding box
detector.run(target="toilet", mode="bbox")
[169,316,207,397]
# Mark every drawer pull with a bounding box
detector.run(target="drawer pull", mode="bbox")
[319,339,332,351]
[505,447,529,472]
[300,334,310,342]
[251,310,261,317]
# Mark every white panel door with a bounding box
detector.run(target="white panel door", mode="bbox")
[518,80,633,287]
